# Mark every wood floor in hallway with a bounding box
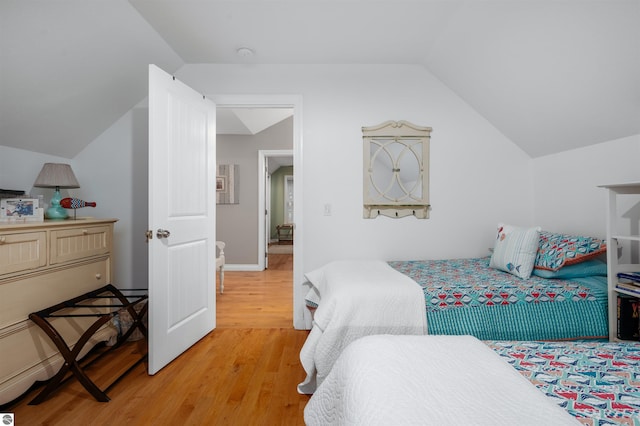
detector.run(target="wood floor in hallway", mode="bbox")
[217,252,294,328]
[7,254,311,426]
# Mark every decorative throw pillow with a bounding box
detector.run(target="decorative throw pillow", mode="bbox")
[534,231,607,271]
[489,224,541,279]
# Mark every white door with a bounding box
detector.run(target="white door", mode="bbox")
[148,64,216,375]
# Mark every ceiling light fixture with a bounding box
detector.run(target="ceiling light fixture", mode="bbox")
[236,47,254,58]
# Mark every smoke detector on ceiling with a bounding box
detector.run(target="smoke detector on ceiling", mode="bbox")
[236,47,254,58]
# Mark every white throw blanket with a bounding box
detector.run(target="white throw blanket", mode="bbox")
[297,260,427,394]
[305,335,580,426]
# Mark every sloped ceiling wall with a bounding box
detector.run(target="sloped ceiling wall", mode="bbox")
[0,1,183,158]
[1,0,638,159]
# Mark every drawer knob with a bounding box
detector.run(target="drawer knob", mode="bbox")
[0,236,5,244]
[82,229,89,235]
[95,273,102,280]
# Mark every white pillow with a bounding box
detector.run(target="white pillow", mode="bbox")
[489,223,541,279]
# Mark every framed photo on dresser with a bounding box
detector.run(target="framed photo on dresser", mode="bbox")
[0,198,43,222]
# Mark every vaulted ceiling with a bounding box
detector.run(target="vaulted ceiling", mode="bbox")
[1,1,638,159]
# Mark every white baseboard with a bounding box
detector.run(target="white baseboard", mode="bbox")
[224,264,262,272]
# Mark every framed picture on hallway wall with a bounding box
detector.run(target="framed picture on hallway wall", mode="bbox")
[216,164,239,204]
[216,177,226,192]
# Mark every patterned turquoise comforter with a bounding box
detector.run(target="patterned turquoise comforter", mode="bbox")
[486,340,640,426]
[388,257,608,340]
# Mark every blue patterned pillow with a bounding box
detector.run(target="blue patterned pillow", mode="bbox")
[489,223,541,279]
[534,231,607,271]
[532,259,607,279]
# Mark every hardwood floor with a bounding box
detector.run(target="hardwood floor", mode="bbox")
[7,254,311,425]
[217,253,294,328]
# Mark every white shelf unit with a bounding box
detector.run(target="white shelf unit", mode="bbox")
[600,182,640,340]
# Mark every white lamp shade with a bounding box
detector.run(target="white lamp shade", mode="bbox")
[33,163,80,188]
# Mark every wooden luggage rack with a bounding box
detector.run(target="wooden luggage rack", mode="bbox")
[28,284,148,404]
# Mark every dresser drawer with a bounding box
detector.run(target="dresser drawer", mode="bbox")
[0,259,108,328]
[0,231,47,276]
[50,225,111,265]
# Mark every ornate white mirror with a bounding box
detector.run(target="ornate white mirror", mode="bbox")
[363,120,432,219]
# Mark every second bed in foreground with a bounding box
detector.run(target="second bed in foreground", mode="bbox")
[305,335,640,425]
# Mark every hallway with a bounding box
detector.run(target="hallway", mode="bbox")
[217,253,294,328]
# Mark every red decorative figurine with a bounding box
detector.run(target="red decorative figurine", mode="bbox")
[60,198,97,209]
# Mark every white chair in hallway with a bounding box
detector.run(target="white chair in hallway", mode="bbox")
[216,241,226,293]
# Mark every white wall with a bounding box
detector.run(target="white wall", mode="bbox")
[178,64,533,259]
[0,108,148,292]
[0,64,536,329]
[0,145,75,200]
[176,64,534,327]
[9,65,633,329]
[73,105,149,291]
[532,134,640,238]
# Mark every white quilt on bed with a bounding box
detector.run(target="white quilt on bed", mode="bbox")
[305,335,580,426]
[297,260,427,394]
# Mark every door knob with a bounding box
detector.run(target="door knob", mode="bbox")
[156,229,171,239]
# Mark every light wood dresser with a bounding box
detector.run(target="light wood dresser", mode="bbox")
[0,218,118,405]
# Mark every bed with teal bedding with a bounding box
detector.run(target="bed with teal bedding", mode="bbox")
[388,257,609,340]
[300,229,609,394]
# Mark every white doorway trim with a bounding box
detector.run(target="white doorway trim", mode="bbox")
[211,94,305,329]
[265,165,271,270]
[284,174,294,224]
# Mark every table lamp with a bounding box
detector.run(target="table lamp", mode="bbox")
[33,163,80,220]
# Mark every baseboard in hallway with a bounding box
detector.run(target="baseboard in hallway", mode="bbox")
[268,243,294,254]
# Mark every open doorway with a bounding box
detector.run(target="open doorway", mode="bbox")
[213,95,305,329]
[262,151,294,268]
[214,107,294,271]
